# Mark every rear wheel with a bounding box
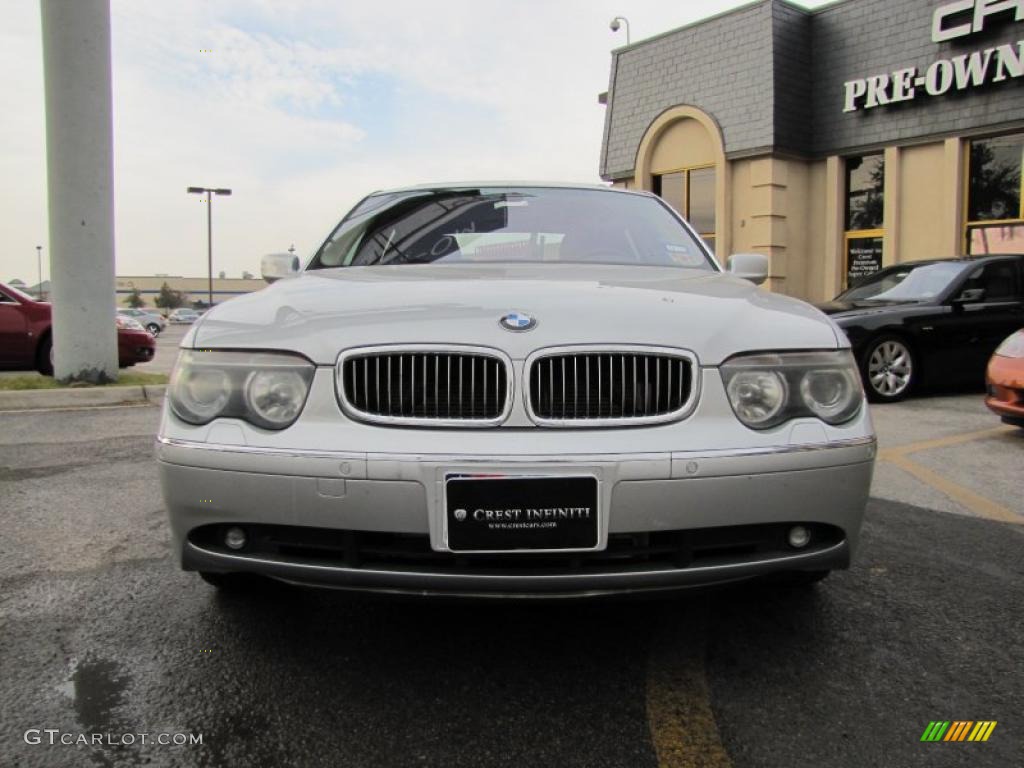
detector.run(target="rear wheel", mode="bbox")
[146,322,161,335]
[36,335,53,376]
[862,336,915,402]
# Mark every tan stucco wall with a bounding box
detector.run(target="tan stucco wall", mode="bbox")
[897,142,948,264]
[634,106,731,257]
[626,146,829,300]
[725,155,820,298]
[782,160,813,300]
[647,119,717,174]
[728,157,785,292]
[621,106,971,304]
[804,160,829,303]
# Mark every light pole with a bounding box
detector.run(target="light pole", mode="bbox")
[187,186,232,308]
[610,16,631,45]
[36,245,43,299]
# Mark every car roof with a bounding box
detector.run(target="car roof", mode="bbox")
[897,256,1024,268]
[878,254,1024,270]
[368,181,647,197]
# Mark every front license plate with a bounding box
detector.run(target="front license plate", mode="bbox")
[445,474,599,552]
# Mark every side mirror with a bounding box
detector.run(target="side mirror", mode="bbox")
[953,287,985,304]
[261,253,301,283]
[727,253,769,285]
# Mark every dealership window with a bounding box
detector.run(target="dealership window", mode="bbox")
[844,154,885,287]
[966,133,1024,255]
[652,166,716,253]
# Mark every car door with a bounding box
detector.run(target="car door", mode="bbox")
[0,290,29,367]
[945,259,1024,382]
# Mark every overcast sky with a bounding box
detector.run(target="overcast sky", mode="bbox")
[0,0,830,283]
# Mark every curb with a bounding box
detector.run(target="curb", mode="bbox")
[0,384,166,412]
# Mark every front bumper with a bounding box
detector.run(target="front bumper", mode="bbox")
[158,437,875,597]
[985,356,1024,425]
[118,331,156,365]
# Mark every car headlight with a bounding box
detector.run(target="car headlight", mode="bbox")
[245,368,310,428]
[173,366,231,422]
[168,350,314,430]
[994,331,1024,358]
[722,350,863,429]
[725,370,787,426]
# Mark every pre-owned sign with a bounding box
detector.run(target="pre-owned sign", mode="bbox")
[932,0,1023,42]
[843,43,1023,111]
[843,0,1023,112]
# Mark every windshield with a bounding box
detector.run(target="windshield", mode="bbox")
[3,283,39,302]
[839,261,967,301]
[307,187,715,271]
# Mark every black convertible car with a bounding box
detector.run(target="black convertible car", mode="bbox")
[818,254,1024,402]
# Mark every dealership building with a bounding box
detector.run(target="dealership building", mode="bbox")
[600,0,1024,301]
[115,275,265,308]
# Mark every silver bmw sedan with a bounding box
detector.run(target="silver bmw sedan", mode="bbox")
[158,183,875,597]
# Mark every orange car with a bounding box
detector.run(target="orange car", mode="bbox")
[985,330,1024,427]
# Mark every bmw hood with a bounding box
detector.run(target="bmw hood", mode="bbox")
[192,264,841,366]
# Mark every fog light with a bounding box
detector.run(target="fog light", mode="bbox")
[224,526,247,550]
[788,525,811,549]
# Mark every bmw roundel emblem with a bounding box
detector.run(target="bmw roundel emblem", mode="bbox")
[499,311,537,332]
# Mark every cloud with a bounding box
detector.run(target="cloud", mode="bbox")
[0,0,830,282]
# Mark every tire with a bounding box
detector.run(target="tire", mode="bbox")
[198,571,259,591]
[36,335,53,376]
[146,323,161,336]
[861,335,916,402]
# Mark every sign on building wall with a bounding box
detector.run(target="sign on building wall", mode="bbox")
[843,1,1024,112]
[846,236,883,286]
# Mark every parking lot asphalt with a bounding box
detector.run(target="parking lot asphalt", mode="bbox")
[0,399,1021,768]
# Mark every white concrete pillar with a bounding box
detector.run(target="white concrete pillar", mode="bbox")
[40,0,118,382]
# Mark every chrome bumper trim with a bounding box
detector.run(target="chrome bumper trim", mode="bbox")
[183,539,849,596]
[156,434,875,463]
[157,436,364,462]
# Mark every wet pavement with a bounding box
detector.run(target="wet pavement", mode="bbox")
[1,403,1021,767]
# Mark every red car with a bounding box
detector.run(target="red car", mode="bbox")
[985,329,1024,427]
[0,281,155,374]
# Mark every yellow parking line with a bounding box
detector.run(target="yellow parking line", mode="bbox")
[877,426,1020,525]
[878,426,1016,459]
[646,613,732,768]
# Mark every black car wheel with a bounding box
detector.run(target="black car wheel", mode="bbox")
[862,336,915,402]
[146,322,161,335]
[36,335,54,376]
